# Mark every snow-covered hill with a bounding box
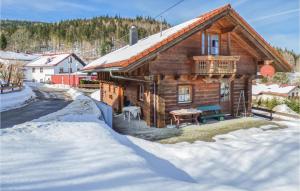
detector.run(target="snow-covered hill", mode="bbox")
[1,89,299,191]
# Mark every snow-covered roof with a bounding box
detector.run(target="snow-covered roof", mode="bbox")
[26,53,71,67]
[252,83,297,95]
[0,51,40,61]
[85,17,201,70]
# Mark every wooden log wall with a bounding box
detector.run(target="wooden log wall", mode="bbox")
[157,75,220,127]
[100,81,122,112]
[231,77,252,116]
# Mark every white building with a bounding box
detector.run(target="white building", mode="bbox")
[252,83,300,101]
[25,53,86,83]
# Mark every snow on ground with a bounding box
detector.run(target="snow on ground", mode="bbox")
[0,85,36,112]
[90,89,101,101]
[1,90,299,191]
[26,82,71,90]
[273,104,299,115]
[130,122,300,191]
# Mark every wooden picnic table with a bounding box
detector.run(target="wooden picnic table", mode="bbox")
[170,108,202,128]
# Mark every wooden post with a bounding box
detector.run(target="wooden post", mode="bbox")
[227,32,231,55]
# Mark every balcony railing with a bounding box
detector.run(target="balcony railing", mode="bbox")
[192,55,240,75]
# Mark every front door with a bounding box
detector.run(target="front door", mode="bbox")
[220,80,231,114]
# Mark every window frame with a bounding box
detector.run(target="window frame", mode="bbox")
[138,84,144,101]
[220,81,230,102]
[201,32,220,56]
[177,85,192,104]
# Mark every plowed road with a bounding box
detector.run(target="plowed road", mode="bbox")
[1,86,72,128]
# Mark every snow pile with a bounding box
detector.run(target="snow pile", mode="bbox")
[273,104,299,115]
[130,122,300,191]
[90,89,101,101]
[0,91,199,191]
[0,85,35,111]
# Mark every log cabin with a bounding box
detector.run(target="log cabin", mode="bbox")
[83,4,292,128]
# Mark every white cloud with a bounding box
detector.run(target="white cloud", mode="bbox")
[249,8,300,23]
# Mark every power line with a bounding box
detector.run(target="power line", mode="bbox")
[153,0,186,19]
[112,0,188,46]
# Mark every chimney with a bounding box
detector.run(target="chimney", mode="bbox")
[129,26,138,45]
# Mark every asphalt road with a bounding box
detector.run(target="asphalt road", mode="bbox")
[1,86,72,129]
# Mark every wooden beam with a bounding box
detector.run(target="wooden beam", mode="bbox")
[221,25,237,33]
[227,32,231,55]
[231,32,261,59]
[228,14,289,71]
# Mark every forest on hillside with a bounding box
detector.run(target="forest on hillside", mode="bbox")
[0,17,299,71]
[0,16,169,61]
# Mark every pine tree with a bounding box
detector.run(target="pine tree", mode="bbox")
[0,33,7,50]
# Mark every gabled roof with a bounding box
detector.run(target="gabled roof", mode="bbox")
[26,53,86,67]
[83,4,291,72]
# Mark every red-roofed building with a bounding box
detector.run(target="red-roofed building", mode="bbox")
[83,4,292,128]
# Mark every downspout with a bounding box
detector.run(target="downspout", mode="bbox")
[153,81,157,128]
[109,71,157,128]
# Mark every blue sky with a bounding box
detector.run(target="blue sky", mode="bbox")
[1,0,299,53]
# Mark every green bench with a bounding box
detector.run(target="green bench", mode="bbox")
[197,105,225,123]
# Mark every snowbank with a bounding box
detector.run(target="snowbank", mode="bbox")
[0,85,36,111]
[1,90,299,191]
[130,123,300,191]
[90,89,101,101]
[273,104,299,115]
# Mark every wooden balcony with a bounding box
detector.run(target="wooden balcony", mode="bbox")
[192,55,240,75]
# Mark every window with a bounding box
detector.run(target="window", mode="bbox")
[32,68,35,73]
[178,85,192,103]
[68,57,73,63]
[40,67,43,73]
[211,34,219,55]
[202,33,219,55]
[138,85,144,101]
[40,79,43,83]
[69,68,72,73]
[220,81,230,102]
[59,68,64,73]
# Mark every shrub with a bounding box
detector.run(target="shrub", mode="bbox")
[284,99,300,114]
